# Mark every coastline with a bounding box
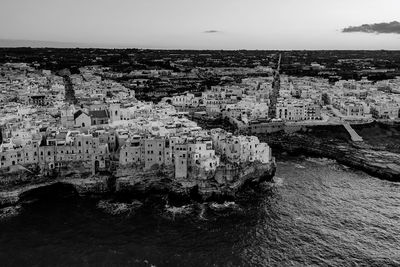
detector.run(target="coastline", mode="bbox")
[2,119,399,215]
[260,130,400,182]
[0,161,276,213]
[194,116,400,183]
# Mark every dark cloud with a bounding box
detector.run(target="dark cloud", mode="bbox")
[342,21,400,34]
[203,30,221,34]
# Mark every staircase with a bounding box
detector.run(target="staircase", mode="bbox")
[342,122,363,142]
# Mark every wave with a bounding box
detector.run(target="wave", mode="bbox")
[97,200,143,216]
[199,203,208,220]
[294,164,306,169]
[305,157,336,165]
[165,204,194,217]
[209,201,239,211]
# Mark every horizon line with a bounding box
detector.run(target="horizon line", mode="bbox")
[1,38,400,51]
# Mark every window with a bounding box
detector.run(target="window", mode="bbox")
[48,151,51,156]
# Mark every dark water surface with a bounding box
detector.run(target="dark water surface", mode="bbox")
[1,158,399,267]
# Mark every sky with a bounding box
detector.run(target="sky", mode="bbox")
[0,0,400,49]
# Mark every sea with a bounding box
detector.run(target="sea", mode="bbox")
[0,157,399,267]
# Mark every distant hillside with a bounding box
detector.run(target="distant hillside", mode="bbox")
[0,39,134,49]
[0,39,91,48]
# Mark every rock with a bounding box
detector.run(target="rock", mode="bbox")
[165,204,194,216]
[0,162,276,210]
[209,201,239,210]
[0,205,22,220]
[0,190,20,208]
[114,162,276,203]
[62,176,111,195]
[97,199,143,215]
[261,132,400,182]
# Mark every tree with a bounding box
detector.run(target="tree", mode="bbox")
[106,91,114,98]
[322,93,330,105]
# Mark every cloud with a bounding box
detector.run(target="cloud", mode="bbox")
[203,30,221,34]
[342,21,400,34]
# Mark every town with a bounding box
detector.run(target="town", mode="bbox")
[1,50,400,188]
[0,62,274,191]
[2,0,400,265]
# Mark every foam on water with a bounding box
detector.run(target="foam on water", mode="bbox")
[294,163,306,169]
[272,176,285,186]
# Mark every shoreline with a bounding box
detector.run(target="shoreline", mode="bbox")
[260,132,400,182]
[0,161,276,212]
[193,116,400,182]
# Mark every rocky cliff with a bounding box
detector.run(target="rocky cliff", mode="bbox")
[0,161,276,211]
[115,161,276,202]
[261,132,400,182]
